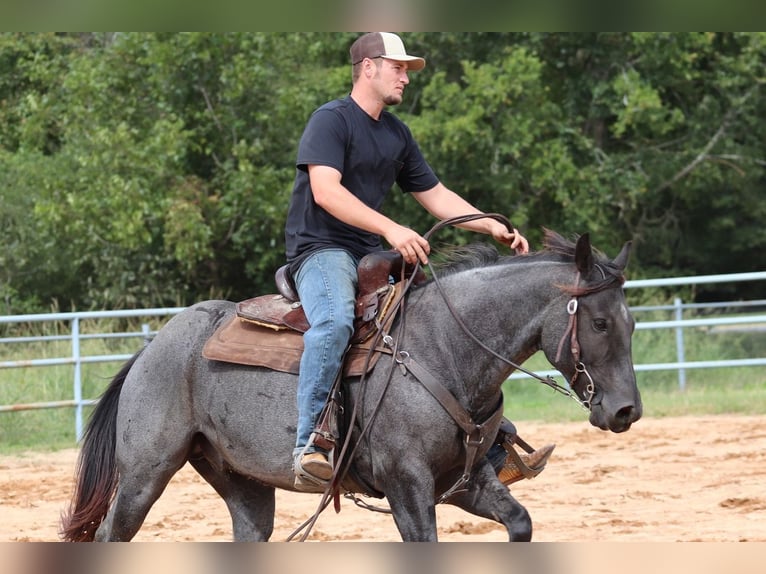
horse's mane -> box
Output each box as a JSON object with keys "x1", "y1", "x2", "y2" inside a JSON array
[
  {"x1": 430, "y1": 242, "x2": 503, "y2": 275},
  {"x1": 430, "y1": 228, "x2": 624, "y2": 293}
]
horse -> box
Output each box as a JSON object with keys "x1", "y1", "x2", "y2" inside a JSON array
[{"x1": 60, "y1": 228, "x2": 642, "y2": 542}]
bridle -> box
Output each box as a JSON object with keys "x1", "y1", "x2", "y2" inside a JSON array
[
  {"x1": 555, "y1": 295, "x2": 597, "y2": 409},
  {"x1": 552, "y1": 266, "x2": 610, "y2": 410}
]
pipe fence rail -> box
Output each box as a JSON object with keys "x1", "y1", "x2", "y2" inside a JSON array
[
  {"x1": 0, "y1": 308, "x2": 184, "y2": 440},
  {"x1": 1, "y1": 273, "x2": 764, "y2": 441}
]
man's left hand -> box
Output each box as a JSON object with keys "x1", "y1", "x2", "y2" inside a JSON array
[{"x1": 491, "y1": 224, "x2": 529, "y2": 255}]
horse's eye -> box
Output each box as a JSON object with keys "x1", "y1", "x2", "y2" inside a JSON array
[{"x1": 593, "y1": 318, "x2": 608, "y2": 332}]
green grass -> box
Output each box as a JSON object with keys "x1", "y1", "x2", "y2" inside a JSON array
[{"x1": 1, "y1": 314, "x2": 764, "y2": 454}]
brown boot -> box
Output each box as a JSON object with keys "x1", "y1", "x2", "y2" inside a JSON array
[
  {"x1": 498, "y1": 443, "x2": 556, "y2": 486},
  {"x1": 294, "y1": 451, "x2": 334, "y2": 492}
]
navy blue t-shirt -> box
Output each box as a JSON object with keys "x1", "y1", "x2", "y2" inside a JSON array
[{"x1": 285, "y1": 96, "x2": 439, "y2": 272}]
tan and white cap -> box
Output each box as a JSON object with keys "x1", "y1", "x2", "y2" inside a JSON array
[{"x1": 350, "y1": 32, "x2": 426, "y2": 71}]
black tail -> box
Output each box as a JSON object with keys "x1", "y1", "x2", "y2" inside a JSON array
[{"x1": 59, "y1": 349, "x2": 143, "y2": 542}]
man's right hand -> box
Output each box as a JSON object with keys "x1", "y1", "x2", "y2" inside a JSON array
[{"x1": 385, "y1": 224, "x2": 431, "y2": 265}]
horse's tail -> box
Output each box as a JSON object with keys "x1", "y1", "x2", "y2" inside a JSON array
[{"x1": 59, "y1": 349, "x2": 142, "y2": 542}]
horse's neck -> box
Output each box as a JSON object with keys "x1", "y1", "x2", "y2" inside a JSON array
[
  {"x1": 405, "y1": 262, "x2": 570, "y2": 409},
  {"x1": 436, "y1": 260, "x2": 568, "y2": 344}
]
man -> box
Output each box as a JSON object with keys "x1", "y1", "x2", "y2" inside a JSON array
[{"x1": 285, "y1": 32, "x2": 553, "y2": 491}]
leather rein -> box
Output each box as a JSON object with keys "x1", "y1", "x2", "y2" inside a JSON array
[{"x1": 415, "y1": 214, "x2": 598, "y2": 410}]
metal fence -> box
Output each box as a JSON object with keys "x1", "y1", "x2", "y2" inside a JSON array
[
  {"x1": 1, "y1": 272, "x2": 765, "y2": 441},
  {"x1": 0, "y1": 308, "x2": 184, "y2": 441}
]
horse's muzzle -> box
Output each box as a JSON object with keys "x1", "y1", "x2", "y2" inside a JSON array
[{"x1": 591, "y1": 399, "x2": 642, "y2": 433}]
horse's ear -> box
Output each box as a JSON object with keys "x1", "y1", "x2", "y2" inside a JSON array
[
  {"x1": 574, "y1": 233, "x2": 594, "y2": 275},
  {"x1": 612, "y1": 240, "x2": 632, "y2": 271}
]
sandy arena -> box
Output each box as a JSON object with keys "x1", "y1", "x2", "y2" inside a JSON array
[{"x1": 2, "y1": 414, "x2": 765, "y2": 542}]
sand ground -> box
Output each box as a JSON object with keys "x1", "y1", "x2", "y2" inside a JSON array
[{"x1": 2, "y1": 414, "x2": 765, "y2": 542}]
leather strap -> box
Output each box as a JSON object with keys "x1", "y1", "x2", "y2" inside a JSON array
[
  {"x1": 397, "y1": 352, "x2": 505, "y2": 502},
  {"x1": 555, "y1": 272, "x2": 582, "y2": 364}
]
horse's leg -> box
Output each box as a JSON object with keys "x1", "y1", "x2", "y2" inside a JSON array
[
  {"x1": 188, "y1": 456, "x2": 275, "y2": 541},
  {"x1": 94, "y1": 454, "x2": 187, "y2": 541},
  {"x1": 95, "y1": 374, "x2": 194, "y2": 541},
  {"x1": 445, "y1": 459, "x2": 532, "y2": 541},
  {"x1": 382, "y1": 464, "x2": 439, "y2": 541}
]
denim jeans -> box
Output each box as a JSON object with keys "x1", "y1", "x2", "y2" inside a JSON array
[{"x1": 292, "y1": 249, "x2": 358, "y2": 457}]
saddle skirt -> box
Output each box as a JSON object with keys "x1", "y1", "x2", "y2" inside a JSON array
[{"x1": 202, "y1": 282, "x2": 403, "y2": 377}]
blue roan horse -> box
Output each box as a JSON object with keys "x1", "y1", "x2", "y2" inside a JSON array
[{"x1": 61, "y1": 229, "x2": 641, "y2": 542}]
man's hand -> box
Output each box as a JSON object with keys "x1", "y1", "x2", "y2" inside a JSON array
[
  {"x1": 385, "y1": 224, "x2": 431, "y2": 265},
  {"x1": 490, "y1": 222, "x2": 529, "y2": 255}
]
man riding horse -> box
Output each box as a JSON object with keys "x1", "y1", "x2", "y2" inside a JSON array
[{"x1": 284, "y1": 32, "x2": 554, "y2": 491}]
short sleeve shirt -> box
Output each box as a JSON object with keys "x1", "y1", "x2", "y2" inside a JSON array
[{"x1": 285, "y1": 96, "x2": 439, "y2": 271}]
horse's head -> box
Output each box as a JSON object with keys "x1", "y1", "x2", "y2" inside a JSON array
[{"x1": 541, "y1": 231, "x2": 642, "y2": 433}]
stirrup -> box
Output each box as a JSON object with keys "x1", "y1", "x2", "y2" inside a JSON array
[
  {"x1": 293, "y1": 441, "x2": 334, "y2": 493},
  {"x1": 293, "y1": 467, "x2": 330, "y2": 493}
]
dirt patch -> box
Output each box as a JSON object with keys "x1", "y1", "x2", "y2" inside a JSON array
[{"x1": 2, "y1": 415, "x2": 766, "y2": 542}]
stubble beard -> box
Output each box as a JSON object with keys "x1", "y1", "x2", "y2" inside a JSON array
[{"x1": 383, "y1": 93, "x2": 403, "y2": 106}]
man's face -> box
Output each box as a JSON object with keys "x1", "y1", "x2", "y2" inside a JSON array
[{"x1": 373, "y1": 58, "x2": 410, "y2": 106}]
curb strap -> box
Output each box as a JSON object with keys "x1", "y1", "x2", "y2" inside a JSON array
[{"x1": 395, "y1": 350, "x2": 505, "y2": 503}]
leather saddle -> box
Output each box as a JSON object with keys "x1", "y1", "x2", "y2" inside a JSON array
[{"x1": 202, "y1": 251, "x2": 426, "y2": 376}]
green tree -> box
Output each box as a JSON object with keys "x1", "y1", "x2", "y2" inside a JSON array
[
  {"x1": 7, "y1": 33, "x2": 351, "y2": 309},
  {"x1": 526, "y1": 32, "x2": 766, "y2": 295},
  {"x1": 0, "y1": 33, "x2": 763, "y2": 313}
]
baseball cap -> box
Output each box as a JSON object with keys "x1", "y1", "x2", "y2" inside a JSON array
[{"x1": 350, "y1": 32, "x2": 426, "y2": 71}]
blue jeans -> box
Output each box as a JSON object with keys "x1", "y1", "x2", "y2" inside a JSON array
[{"x1": 292, "y1": 249, "x2": 358, "y2": 458}]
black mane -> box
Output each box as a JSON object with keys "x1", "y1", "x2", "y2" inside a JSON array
[
  {"x1": 430, "y1": 242, "x2": 502, "y2": 276},
  {"x1": 429, "y1": 228, "x2": 624, "y2": 288},
  {"x1": 430, "y1": 229, "x2": 584, "y2": 276}
]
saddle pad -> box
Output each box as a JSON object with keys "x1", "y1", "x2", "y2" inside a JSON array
[{"x1": 202, "y1": 316, "x2": 391, "y2": 377}]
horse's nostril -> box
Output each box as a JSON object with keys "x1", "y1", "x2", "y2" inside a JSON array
[{"x1": 616, "y1": 404, "x2": 636, "y2": 423}]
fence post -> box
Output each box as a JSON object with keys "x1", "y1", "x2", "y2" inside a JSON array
[
  {"x1": 72, "y1": 317, "x2": 84, "y2": 442},
  {"x1": 674, "y1": 297, "x2": 687, "y2": 391}
]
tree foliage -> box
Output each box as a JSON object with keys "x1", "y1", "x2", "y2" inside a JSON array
[{"x1": 1, "y1": 33, "x2": 764, "y2": 313}]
